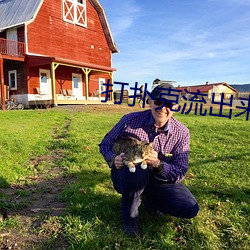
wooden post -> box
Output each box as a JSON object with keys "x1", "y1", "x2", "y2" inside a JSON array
[
  {"x1": 108, "y1": 72, "x2": 114, "y2": 101},
  {"x1": 82, "y1": 68, "x2": 91, "y2": 100},
  {"x1": 0, "y1": 58, "x2": 5, "y2": 111},
  {"x1": 51, "y1": 62, "x2": 59, "y2": 106}
]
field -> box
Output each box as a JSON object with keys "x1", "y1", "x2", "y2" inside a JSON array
[{"x1": 0, "y1": 104, "x2": 249, "y2": 249}]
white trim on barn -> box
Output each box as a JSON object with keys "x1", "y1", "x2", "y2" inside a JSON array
[
  {"x1": 63, "y1": 0, "x2": 87, "y2": 28},
  {"x1": 8, "y1": 70, "x2": 17, "y2": 90}
]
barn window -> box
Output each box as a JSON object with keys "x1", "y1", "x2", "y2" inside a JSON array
[
  {"x1": 8, "y1": 70, "x2": 17, "y2": 90},
  {"x1": 99, "y1": 78, "x2": 106, "y2": 93},
  {"x1": 63, "y1": 0, "x2": 87, "y2": 27},
  {"x1": 40, "y1": 73, "x2": 47, "y2": 83}
]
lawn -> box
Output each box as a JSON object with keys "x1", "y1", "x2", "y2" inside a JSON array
[{"x1": 0, "y1": 105, "x2": 249, "y2": 249}]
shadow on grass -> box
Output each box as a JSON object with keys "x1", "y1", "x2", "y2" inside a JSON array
[
  {"x1": 0, "y1": 177, "x2": 9, "y2": 189},
  {"x1": 61, "y1": 168, "x2": 210, "y2": 249}
]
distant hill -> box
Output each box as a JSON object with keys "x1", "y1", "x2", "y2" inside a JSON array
[{"x1": 230, "y1": 84, "x2": 250, "y2": 92}]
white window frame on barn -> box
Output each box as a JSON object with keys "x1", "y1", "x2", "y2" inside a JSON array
[
  {"x1": 63, "y1": 0, "x2": 87, "y2": 27},
  {"x1": 99, "y1": 78, "x2": 106, "y2": 94},
  {"x1": 8, "y1": 70, "x2": 17, "y2": 90}
]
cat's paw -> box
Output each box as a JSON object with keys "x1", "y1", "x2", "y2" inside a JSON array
[
  {"x1": 129, "y1": 167, "x2": 136, "y2": 173},
  {"x1": 141, "y1": 163, "x2": 147, "y2": 170}
]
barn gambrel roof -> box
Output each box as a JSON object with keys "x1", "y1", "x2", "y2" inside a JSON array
[{"x1": 0, "y1": 0, "x2": 118, "y2": 53}]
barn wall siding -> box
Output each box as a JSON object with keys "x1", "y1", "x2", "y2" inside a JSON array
[
  {"x1": 26, "y1": 0, "x2": 111, "y2": 67},
  {"x1": 27, "y1": 65, "x2": 46, "y2": 94},
  {"x1": 4, "y1": 62, "x2": 27, "y2": 95}
]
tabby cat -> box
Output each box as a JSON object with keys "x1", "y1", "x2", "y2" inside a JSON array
[{"x1": 112, "y1": 137, "x2": 154, "y2": 173}]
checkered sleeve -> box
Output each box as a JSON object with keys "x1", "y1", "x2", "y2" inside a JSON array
[{"x1": 99, "y1": 114, "x2": 128, "y2": 165}]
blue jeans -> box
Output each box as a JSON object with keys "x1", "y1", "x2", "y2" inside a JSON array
[{"x1": 111, "y1": 166, "x2": 199, "y2": 225}]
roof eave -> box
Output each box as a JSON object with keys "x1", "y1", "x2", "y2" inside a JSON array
[
  {"x1": 89, "y1": 0, "x2": 119, "y2": 54},
  {"x1": 0, "y1": 22, "x2": 26, "y2": 32},
  {"x1": 222, "y1": 83, "x2": 237, "y2": 92}
]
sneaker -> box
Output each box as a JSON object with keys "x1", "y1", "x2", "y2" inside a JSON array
[{"x1": 123, "y1": 222, "x2": 140, "y2": 237}]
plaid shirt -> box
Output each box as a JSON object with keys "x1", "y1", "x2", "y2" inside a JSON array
[{"x1": 99, "y1": 109, "x2": 190, "y2": 183}]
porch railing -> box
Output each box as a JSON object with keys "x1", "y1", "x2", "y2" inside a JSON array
[{"x1": 0, "y1": 38, "x2": 25, "y2": 57}]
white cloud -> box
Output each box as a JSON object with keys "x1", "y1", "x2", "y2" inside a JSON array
[{"x1": 101, "y1": 0, "x2": 141, "y2": 37}]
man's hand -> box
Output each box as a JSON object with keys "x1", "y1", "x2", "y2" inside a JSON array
[
  {"x1": 146, "y1": 150, "x2": 161, "y2": 168},
  {"x1": 114, "y1": 153, "x2": 125, "y2": 169}
]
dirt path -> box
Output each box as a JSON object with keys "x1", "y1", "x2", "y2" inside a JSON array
[{"x1": 0, "y1": 118, "x2": 74, "y2": 249}]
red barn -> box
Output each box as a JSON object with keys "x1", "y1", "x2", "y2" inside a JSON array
[{"x1": 0, "y1": 0, "x2": 118, "y2": 109}]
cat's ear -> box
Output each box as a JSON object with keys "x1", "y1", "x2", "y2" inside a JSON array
[{"x1": 147, "y1": 142, "x2": 154, "y2": 147}]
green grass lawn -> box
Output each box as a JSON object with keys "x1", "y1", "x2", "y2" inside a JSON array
[{"x1": 0, "y1": 106, "x2": 249, "y2": 249}]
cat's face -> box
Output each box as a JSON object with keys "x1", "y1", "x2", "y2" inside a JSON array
[{"x1": 140, "y1": 142, "x2": 154, "y2": 158}]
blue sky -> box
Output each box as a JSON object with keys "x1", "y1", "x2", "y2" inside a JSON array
[{"x1": 99, "y1": 0, "x2": 250, "y2": 89}]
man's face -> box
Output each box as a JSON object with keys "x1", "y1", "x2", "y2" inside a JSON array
[{"x1": 149, "y1": 99, "x2": 179, "y2": 126}]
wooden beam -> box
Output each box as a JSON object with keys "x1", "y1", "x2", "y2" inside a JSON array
[
  {"x1": 0, "y1": 58, "x2": 5, "y2": 111},
  {"x1": 0, "y1": 54, "x2": 25, "y2": 61},
  {"x1": 51, "y1": 62, "x2": 58, "y2": 106},
  {"x1": 82, "y1": 68, "x2": 91, "y2": 100},
  {"x1": 108, "y1": 72, "x2": 114, "y2": 101}
]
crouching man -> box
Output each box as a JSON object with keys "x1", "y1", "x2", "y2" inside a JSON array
[{"x1": 99, "y1": 83, "x2": 199, "y2": 237}]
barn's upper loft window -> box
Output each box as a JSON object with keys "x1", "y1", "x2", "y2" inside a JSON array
[{"x1": 63, "y1": 0, "x2": 87, "y2": 27}]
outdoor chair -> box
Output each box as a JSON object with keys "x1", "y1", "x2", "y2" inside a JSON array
[{"x1": 67, "y1": 89, "x2": 74, "y2": 96}]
